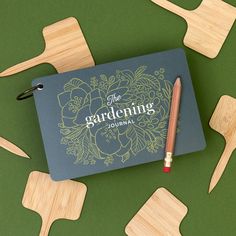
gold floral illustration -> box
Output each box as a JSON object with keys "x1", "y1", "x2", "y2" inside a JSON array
[{"x1": 57, "y1": 66, "x2": 173, "y2": 166}]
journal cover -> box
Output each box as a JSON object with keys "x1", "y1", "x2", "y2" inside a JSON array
[{"x1": 32, "y1": 48, "x2": 206, "y2": 180}]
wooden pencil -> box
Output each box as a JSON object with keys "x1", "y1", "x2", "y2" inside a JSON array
[{"x1": 163, "y1": 77, "x2": 182, "y2": 173}]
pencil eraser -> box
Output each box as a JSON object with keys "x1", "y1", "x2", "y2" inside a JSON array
[{"x1": 163, "y1": 167, "x2": 171, "y2": 173}]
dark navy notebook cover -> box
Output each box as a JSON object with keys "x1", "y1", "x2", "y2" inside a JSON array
[{"x1": 32, "y1": 48, "x2": 206, "y2": 180}]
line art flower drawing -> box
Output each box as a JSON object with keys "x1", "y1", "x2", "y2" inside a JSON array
[{"x1": 57, "y1": 66, "x2": 173, "y2": 166}]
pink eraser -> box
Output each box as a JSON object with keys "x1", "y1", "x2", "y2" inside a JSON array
[{"x1": 163, "y1": 167, "x2": 171, "y2": 173}]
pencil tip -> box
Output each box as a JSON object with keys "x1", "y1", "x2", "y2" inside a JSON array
[{"x1": 176, "y1": 76, "x2": 181, "y2": 82}]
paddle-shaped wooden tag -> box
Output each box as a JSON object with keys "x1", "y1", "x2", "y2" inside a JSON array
[
  {"x1": 209, "y1": 95, "x2": 236, "y2": 193},
  {"x1": 0, "y1": 17, "x2": 95, "y2": 76},
  {"x1": 125, "y1": 187, "x2": 188, "y2": 236},
  {"x1": 151, "y1": 0, "x2": 236, "y2": 58},
  {"x1": 22, "y1": 171, "x2": 87, "y2": 236}
]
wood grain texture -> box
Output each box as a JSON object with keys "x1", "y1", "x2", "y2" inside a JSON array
[
  {"x1": 0, "y1": 136, "x2": 29, "y2": 158},
  {"x1": 0, "y1": 17, "x2": 95, "y2": 76},
  {"x1": 125, "y1": 188, "x2": 188, "y2": 236},
  {"x1": 209, "y1": 95, "x2": 236, "y2": 193},
  {"x1": 22, "y1": 171, "x2": 87, "y2": 236},
  {"x1": 151, "y1": 0, "x2": 236, "y2": 58}
]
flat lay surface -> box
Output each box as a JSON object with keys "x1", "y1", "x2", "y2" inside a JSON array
[{"x1": 0, "y1": 0, "x2": 236, "y2": 235}]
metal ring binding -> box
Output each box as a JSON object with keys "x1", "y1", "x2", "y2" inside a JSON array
[{"x1": 16, "y1": 84, "x2": 43, "y2": 101}]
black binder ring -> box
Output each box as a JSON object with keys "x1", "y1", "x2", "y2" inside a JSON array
[{"x1": 16, "y1": 84, "x2": 43, "y2": 101}]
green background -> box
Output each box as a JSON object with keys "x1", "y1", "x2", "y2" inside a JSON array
[{"x1": 0, "y1": 0, "x2": 236, "y2": 235}]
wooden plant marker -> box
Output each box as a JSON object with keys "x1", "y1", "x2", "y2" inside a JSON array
[
  {"x1": 22, "y1": 171, "x2": 87, "y2": 236},
  {"x1": 125, "y1": 188, "x2": 188, "y2": 236},
  {"x1": 151, "y1": 0, "x2": 236, "y2": 58},
  {"x1": 0, "y1": 136, "x2": 29, "y2": 158},
  {"x1": 0, "y1": 17, "x2": 95, "y2": 76},
  {"x1": 209, "y1": 95, "x2": 236, "y2": 193}
]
